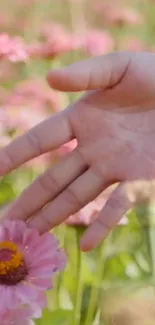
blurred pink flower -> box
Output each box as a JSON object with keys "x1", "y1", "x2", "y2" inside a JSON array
[
  {"x1": 83, "y1": 29, "x2": 114, "y2": 56},
  {"x1": 0, "y1": 86, "x2": 9, "y2": 104},
  {"x1": 28, "y1": 37, "x2": 79, "y2": 59},
  {"x1": 120, "y1": 38, "x2": 145, "y2": 52},
  {"x1": 6, "y1": 79, "x2": 62, "y2": 112},
  {"x1": 28, "y1": 22, "x2": 81, "y2": 59},
  {"x1": 0, "y1": 300, "x2": 44, "y2": 325},
  {"x1": 25, "y1": 153, "x2": 53, "y2": 171},
  {"x1": 40, "y1": 22, "x2": 76, "y2": 45},
  {"x1": 0, "y1": 103, "x2": 54, "y2": 170},
  {"x1": 57, "y1": 139, "x2": 78, "y2": 156},
  {"x1": 51, "y1": 139, "x2": 78, "y2": 169},
  {"x1": 66, "y1": 187, "x2": 128, "y2": 227},
  {"x1": 0, "y1": 220, "x2": 67, "y2": 313},
  {"x1": 0, "y1": 34, "x2": 28, "y2": 62},
  {"x1": 0, "y1": 106, "x2": 48, "y2": 164},
  {"x1": 0, "y1": 106, "x2": 46, "y2": 132},
  {"x1": 95, "y1": 4, "x2": 143, "y2": 26}
]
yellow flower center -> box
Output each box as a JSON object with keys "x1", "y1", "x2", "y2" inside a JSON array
[{"x1": 0, "y1": 241, "x2": 24, "y2": 275}]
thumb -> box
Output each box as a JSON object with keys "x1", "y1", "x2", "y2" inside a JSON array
[{"x1": 47, "y1": 52, "x2": 131, "y2": 92}]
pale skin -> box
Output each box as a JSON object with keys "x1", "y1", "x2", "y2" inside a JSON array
[{"x1": 1, "y1": 51, "x2": 155, "y2": 251}]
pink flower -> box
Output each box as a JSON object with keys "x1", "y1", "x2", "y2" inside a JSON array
[
  {"x1": 0, "y1": 291, "x2": 47, "y2": 324},
  {"x1": 0, "y1": 220, "x2": 67, "y2": 313},
  {"x1": 57, "y1": 139, "x2": 78, "y2": 156},
  {"x1": 28, "y1": 37, "x2": 79, "y2": 59},
  {"x1": 120, "y1": 38, "x2": 145, "y2": 52},
  {"x1": 66, "y1": 187, "x2": 128, "y2": 227},
  {"x1": 0, "y1": 301, "x2": 43, "y2": 325},
  {"x1": 0, "y1": 34, "x2": 28, "y2": 62},
  {"x1": 95, "y1": 4, "x2": 143, "y2": 27},
  {"x1": 6, "y1": 79, "x2": 62, "y2": 112},
  {"x1": 83, "y1": 30, "x2": 114, "y2": 56},
  {"x1": 0, "y1": 106, "x2": 46, "y2": 132},
  {"x1": 28, "y1": 22, "x2": 81, "y2": 59}
]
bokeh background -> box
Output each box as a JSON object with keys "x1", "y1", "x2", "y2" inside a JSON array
[{"x1": 1, "y1": 0, "x2": 155, "y2": 324}]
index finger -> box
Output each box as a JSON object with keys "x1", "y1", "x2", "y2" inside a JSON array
[{"x1": 0, "y1": 111, "x2": 73, "y2": 175}]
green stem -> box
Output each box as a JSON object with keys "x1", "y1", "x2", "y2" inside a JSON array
[
  {"x1": 84, "y1": 244, "x2": 104, "y2": 325},
  {"x1": 136, "y1": 203, "x2": 155, "y2": 279},
  {"x1": 147, "y1": 205, "x2": 155, "y2": 279},
  {"x1": 72, "y1": 229, "x2": 83, "y2": 325},
  {"x1": 135, "y1": 205, "x2": 152, "y2": 271},
  {"x1": 54, "y1": 275, "x2": 61, "y2": 309}
]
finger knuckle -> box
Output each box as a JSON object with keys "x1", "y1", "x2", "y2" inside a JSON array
[
  {"x1": 97, "y1": 218, "x2": 112, "y2": 231},
  {"x1": 108, "y1": 195, "x2": 124, "y2": 211},
  {"x1": 38, "y1": 171, "x2": 60, "y2": 195},
  {"x1": 26, "y1": 130, "x2": 42, "y2": 156},
  {"x1": 64, "y1": 187, "x2": 82, "y2": 211},
  {"x1": 43, "y1": 213, "x2": 53, "y2": 230},
  {"x1": 86, "y1": 69, "x2": 94, "y2": 90},
  {"x1": 4, "y1": 148, "x2": 16, "y2": 168}
]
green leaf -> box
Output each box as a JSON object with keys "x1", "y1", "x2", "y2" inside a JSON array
[{"x1": 35, "y1": 309, "x2": 72, "y2": 325}]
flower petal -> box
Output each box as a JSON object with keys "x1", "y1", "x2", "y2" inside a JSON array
[
  {"x1": 29, "y1": 263, "x2": 56, "y2": 277},
  {"x1": 29, "y1": 277, "x2": 52, "y2": 290},
  {"x1": 28, "y1": 292, "x2": 47, "y2": 318},
  {"x1": 3, "y1": 220, "x2": 27, "y2": 243},
  {"x1": 28, "y1": 232, "x2": 58, "y2": 259},
  {"x1": 0, "y1": 285, "x2": 7, "y2": 312},
  {"x1": 16, "y1": 282, "x2": 39, "y2": 303},
  {"x1": 16, "y1": 319, "x2": 35, "y2": 325},
  {"x1": 22, "y1": 228, "x2": 39, "y2": 248},
  {"x1": 5, "y1": 286, "x2": 20, "y2": 309}
]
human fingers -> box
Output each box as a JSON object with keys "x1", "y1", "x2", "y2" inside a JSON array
[
  {"x1": 0, "y1": 112, "x2": 72, "y2": 175},
  {"x1": 80, "y1": 182, "x2": 131, "y2": 251},
  {"x1": 27, "y1": 167, "x2": 113, "y2": 232},
  {"x1": 5, "y1": 149, "x2": 86, "y2": 221}
]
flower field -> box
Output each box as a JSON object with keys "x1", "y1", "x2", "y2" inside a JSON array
[{"x1": 1, "y1": 0, "x2": 155, "y2": 324}]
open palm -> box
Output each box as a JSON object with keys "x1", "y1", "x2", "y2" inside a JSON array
[{"x1": 1, "y1": 51, "x2": 155, "y2": 250}]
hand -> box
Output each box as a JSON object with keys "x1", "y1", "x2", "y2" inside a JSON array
[{"x1": 1, "y1": 51, "x2": 155, "y2": 251}]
